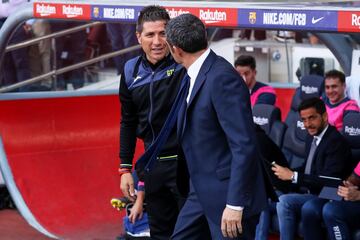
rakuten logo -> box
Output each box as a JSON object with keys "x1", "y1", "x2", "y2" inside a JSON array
[
  {"x1": 199, "y1": 9, "x2": 227, "y2": 24},
  {"x1": 301, "y1": 85, "x2": 318, "y2": 95},
  {"x1": 166, "y1": 8, "x2": 190, "y2": 18},
  {"x1": 36, "y1": 4, "x2": 56, "y2": 17},
  {"x1": 344, "y1": 126, "x2": 360, "y2": 136},
  {"x1": 297, "y1": 121, "x2": 305, "y2": 130},
  {"x1": 253, "y1": 117, "x2": 269, "y2": 126},
  {"x1": 62, "y1": 5, "x2": 83, "y2": 18},
  {"x1": 352, "y1": 14, "x2": 360, "y2": 28}
]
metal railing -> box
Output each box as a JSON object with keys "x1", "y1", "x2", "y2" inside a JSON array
[
  {"x1": 0, "y1": 17, "x2": 143, "y2": 93},
  {"x1": 0, "y1": 2, "x2": 142, "y2": 93},
  {"x1": 0, "y1": 44, "x2": 141, "y2": 93}
]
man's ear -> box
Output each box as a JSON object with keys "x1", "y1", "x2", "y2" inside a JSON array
[
  {"x1": 323, "y1": 112, "x2": 328, "y2": 123},
  {"x1": 173, "y1": 46, "x2": 183, "y2": 56},
  {"x1": 136, "y1": 32, "x2": 141, "y2": 45}
]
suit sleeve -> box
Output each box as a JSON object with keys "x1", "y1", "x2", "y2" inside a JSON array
[
  {"x1": 210, "y1": 65, "x2": 258, "y2": 207},
  {"x1": 119, "y1": 72, "x2": 138, "y2": 170}
]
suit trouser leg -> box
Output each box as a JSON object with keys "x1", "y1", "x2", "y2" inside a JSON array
[
  {"x1": 171, "y1": 189, "x2": 212, "y2": 240},
  {"x1": 145, "y1": 161, "x2": 185, "y2": 240}
]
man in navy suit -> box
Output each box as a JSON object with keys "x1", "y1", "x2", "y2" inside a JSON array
[
  {"x1": 272, "y1": 97, "x2": 352, "y2": 240},
  {"x1": 165, "y1": 14, "x2": 267, "y2": 239}
]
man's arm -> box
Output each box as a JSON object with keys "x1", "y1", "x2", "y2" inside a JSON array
[
  {"x1": 211, "y1": 66, "x2": 257, "y2": 206},
  {"x1": 211, "y1": 65, "x2": 258, "y2": 237},
  {"x1": 119, "y1": 73, "x2": 138, "y2": 201}
]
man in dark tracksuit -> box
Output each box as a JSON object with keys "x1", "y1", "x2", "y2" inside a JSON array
[{"x1": 118, "y1": 6, "x2": 186, "y2": 239}]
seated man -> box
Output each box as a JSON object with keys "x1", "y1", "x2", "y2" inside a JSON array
[
  {"x1": 234, "y1": 55, "x2": 276, "y2": 107},
  {"x1": 272, "y1": 97, "x2": 352, "y2": 240},
  {"x1": 322, "y1": 161, "x2": 360, "y2": 240},
  {"x1": 323, "y1": 70, "x2": 360, "y2": 131}
]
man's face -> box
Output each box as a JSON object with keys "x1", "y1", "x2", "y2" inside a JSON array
[
  {"x1": 325, "y1": 77, "x2": 346, "y2": 104},
  {"x1": 235, "y1": 65, "x2": 256, "y2": 89},
  {"x1": 300, "y1": 107, "x2": 327, "y2": 136},
  {"x1": 136, "y1": 20, "x2": 169, "y2": 65}
]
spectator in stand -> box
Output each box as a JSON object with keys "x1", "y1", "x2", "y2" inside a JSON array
[
  {"x1": 50, "y1": 21, "x2": 87, "y2": 90},
  {"x1": 0, "y1": 0, "x2": 32, "y2": 91},
  {"x1": 322, "y1": 161, "x2": 360, "y2": 240},
  {"x1": 106, "y1": 23, "x2": 139, "y2": 75},
  {"x1": 234, "y1": 55, "x2": 276, "y2": 107},
  {"x1": 323, "y1": 70, "x2": 360, "y2": 131},
  {"x1": 272, "y1": 97, "x2": 352, "y2": 240},
  {"x1": 26, "y1": 19, "x2": 52, "y2": 90}
]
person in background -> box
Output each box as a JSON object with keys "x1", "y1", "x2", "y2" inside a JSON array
[
  {"x1": 272, "y1": 97, "x2": 352, "y2": 240},
  {"x1": 166, "y1": 13, "x2": 267, "y2": 239},
  {"x1": 323, "y1": 69, "x2": 360, "y2": 131},
  {"x1": 118, "y1": 6, "x2": 186, "y2": 239},
  {"x1": 106, "y1": 23, "x2": 139, "y2": 75},
  {"x1": 322, "y1": 161, "x2": 360, "y2": 240},
  {"x1": 0, "y1": 0, "x2": 32, "y2": 91},
  {"x1": 50, "y1": 20, "x2": 87, "y2": 90},
  {"x1": 26, "y1": 19, "x2": 52, "y2": 90},
  {"x1": 234, "y1": 55, "x2": 276, "y2": 107}
]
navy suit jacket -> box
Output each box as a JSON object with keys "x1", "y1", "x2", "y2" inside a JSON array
[
  {"x1": 177, "y1": 50, "x2": 267, "y2": 224},
  {"x1": 296, "y1": 125, "x2": 352, "y2": 193}
]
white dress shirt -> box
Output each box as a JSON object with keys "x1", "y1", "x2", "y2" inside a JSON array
[{"x1": 186, "y1": 48, "x2": 210, "y2": 103}]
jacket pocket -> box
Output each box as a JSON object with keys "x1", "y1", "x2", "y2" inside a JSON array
[{"x1": 216, "y1": 167, "x2": 230, "y2": 180}]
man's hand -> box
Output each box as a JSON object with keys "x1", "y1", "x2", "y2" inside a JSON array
[
  {"x1": 272, "y1": 163, "x2": 293, "y2": 181},
  {"x1": 120, "y1": 172, "x2": 136, "y2": 202},
  {"x1": 129, "y1": 191, "x2": 145, "y2": 223},
  {"x1": 221, "y1": 207, "x2": 243, "y2": 238},
  {"x1": 338, "y1": 181, "x2": 360, "y2": 201}
]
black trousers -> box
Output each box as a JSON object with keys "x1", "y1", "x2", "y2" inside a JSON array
[{"x1": 144, "y1": 160, "x2": 185, "y2": 240}]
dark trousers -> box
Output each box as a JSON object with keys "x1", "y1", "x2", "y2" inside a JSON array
[
  {"x1": 50, "y1": 21, "x2": 87, "y2": 89},
  {"x1": 0, "y1": 18, "x2": 31, "y2": 91},
  {"x1": 172, "y1": 187, "x2": 260, "y2": 240},
  {"x1": 144, "y1": 160, "x2": 185, "y2": 240},
  {"x1": 106, "y1": 23, "x2": 139, "y2": 75},
  {"x1": 323, "y1": 200, "x2": 360, "y2": 240}
]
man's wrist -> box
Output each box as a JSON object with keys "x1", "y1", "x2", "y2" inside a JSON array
[
  {"x1": 226, "y1": 204, "x2": 244, "y2": 211},
  {"x1": 118, "y1": 168, "x2": 131, "y2": 176}
]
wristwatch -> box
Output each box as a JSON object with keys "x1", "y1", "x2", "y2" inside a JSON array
[{"x1": 291, "y1": 172, "x2": 296, "y2": 182}]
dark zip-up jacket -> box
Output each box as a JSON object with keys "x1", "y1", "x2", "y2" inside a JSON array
[{"x1": 119, "y1": 54, "x2": 186, "y2": 169}]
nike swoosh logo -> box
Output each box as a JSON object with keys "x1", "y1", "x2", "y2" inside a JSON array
[{"x1": 312, "y1": 17, "x2": 324, "y2": 24}]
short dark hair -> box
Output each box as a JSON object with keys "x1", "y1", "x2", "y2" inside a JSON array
[
  {"x1": 298, "y1": 97, "x2": 326, "y2": 115},
  {"x1": 234, "y1": 55, "x2": 256, "y2": 70},
  {"x1": 136, "y1": 5, "x2": 170, "y2": 32},
  {"x1": 165, "y1": 13, "x2": 208, "y2": 53},
  {"x1": 325, "y1": 69, "x2": 345, "y2": 84}
]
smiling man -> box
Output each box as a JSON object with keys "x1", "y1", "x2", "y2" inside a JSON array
[
  {"x1": 272, "y1": 97, "x2": 352, "y2": 240},
  {"x1": 323, "y1": 70, "x2": 359, "y2": 131},
  {"x1": 118, "y1": 5, "x2": 186, "y2": 239}
]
